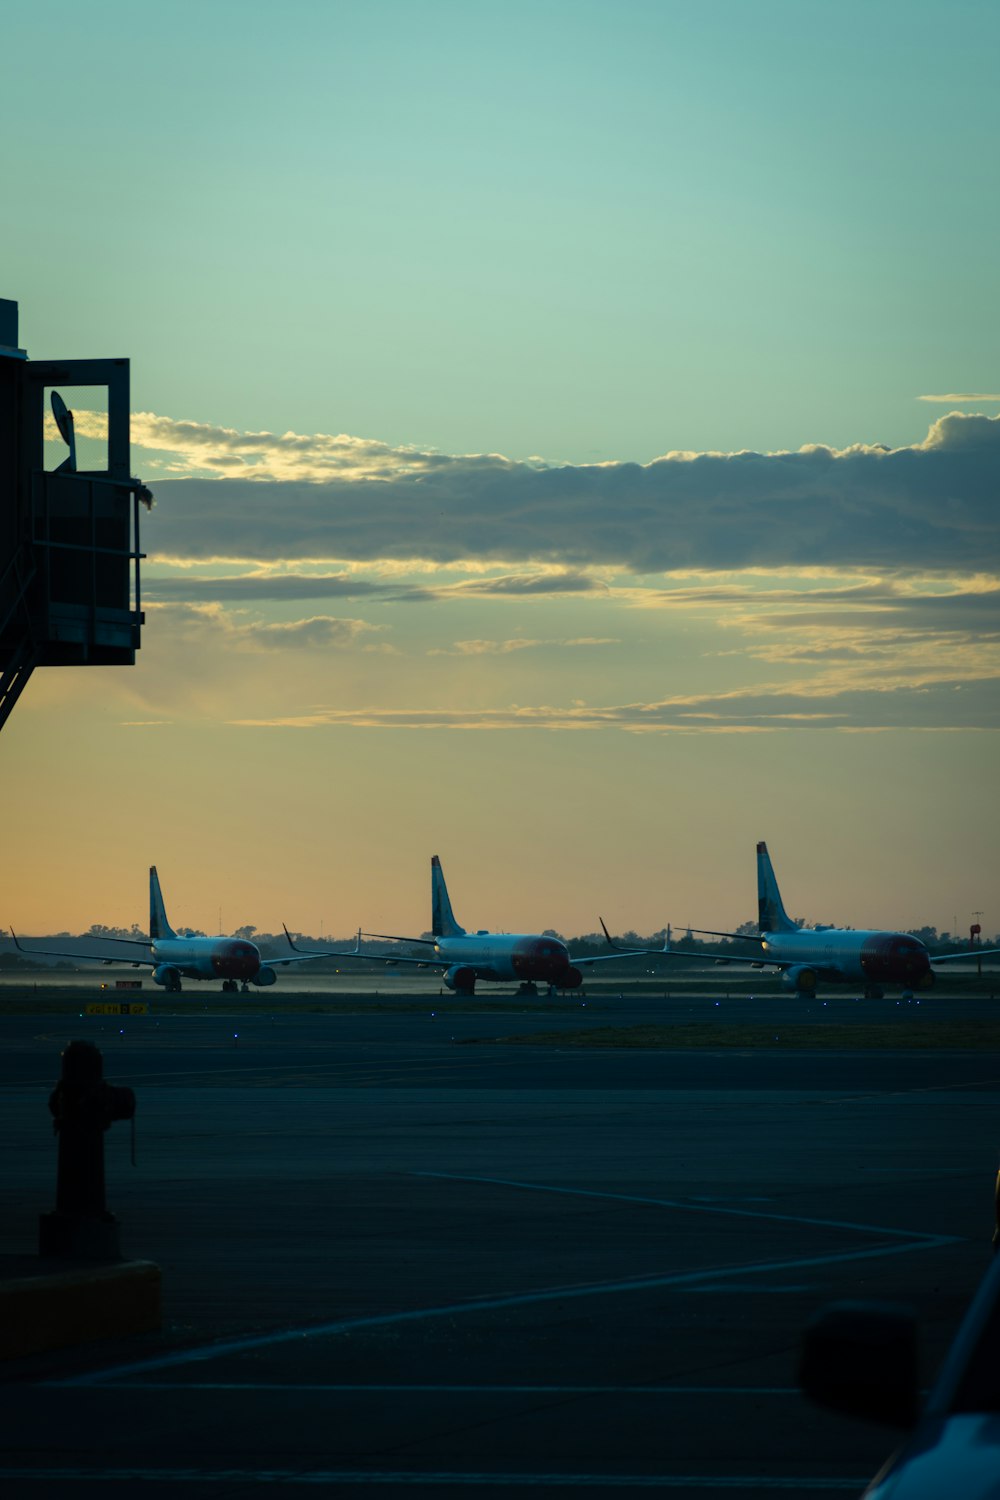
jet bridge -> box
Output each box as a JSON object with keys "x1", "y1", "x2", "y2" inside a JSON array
[{"x1": 0, "y1": 297, "x2": 151, "y2": 730}]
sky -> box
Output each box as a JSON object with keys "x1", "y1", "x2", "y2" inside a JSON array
[{"x1": 1, "y1": 0, "x2": 998, "y2": 941}]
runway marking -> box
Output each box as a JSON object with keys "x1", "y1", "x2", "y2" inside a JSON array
[
  {"x1": 416, "y1": 1169, "x2": 963, "y2": 1244},
  {"x1": 51, "y1": 1235, "x2": 952, "y2": 1387},
  {"x1": 3, "y1": 1054, "x2": 524, "y2": 1089},
  {"x1": 690, "y1": 1284, "x2": 812, "y2": 1294},
  {"x1": 818, "y1": 1074, "x2": 1000, "y2": 1104},
  {"x1": 61, "y1": 1382, "x2": 801, "y2": 1395},
  {"x1": 0, "y1": 1468, "x2": 868, "y2": 1489}
]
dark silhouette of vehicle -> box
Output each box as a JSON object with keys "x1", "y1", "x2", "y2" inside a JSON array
[{"x1": 801, "y1": 1253, "x2": 1000, "y2": 1496}]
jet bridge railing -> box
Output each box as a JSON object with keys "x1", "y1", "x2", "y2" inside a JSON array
[
  {"x1": 0, "y1": 310, "x2": 151, "y2": 731},
  {"x1": 29, "y1": 468, "x2": 144, "y2": 665}
]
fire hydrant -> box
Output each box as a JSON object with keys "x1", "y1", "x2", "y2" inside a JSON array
[{"x1": 39, "y1": 1040, "x2": 136, "y2": 1260}]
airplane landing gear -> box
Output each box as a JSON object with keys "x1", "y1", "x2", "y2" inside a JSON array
[
  {"x1": 547, "y1": 983, "x2": 557, "y2": 998},
  {"x1": 864, "y1": 986, "x2": 884, "y2": 1000},
  {"x1": 222, "y1": 978, "x2": 238, "y2": 993},
  {"x1": 517, "y1": 982, "x2": 538, "y2": 996}
]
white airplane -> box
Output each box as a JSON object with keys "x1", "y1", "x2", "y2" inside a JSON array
[
  {"x1": 604, "y1": 840, "x2": 998, "y2": 998},
  {"x1": 285, "y1": 854, "x2": 653, "y2": 997},
  {"x1": 11, "y1": 866, "x2": 332, "y2": 993}
]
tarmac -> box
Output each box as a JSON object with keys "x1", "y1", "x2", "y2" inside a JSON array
[{"x1": 1, "y1": 985, "x2": 998, "y2": 1496}]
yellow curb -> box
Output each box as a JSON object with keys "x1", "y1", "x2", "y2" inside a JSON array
[{"x1": 0, "y1": 1259, "x2": 161, "y2": 1359}]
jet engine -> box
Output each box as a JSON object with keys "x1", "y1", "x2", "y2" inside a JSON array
[
  {"x1": 443, "y1": 964, "x2": 477, "y2": 994},
  {"x1": 250, "y1": 966, "x2": 277, "y2": 987},
  {"x1": 781, "y1": 965, "x2": 817, "y2": 994},
  {"x1": 152, "y1": 965, "x2": 181, "y2": 990},
  {"x1": 559, "y1": 966, "x2": 584, "y2": 990}
]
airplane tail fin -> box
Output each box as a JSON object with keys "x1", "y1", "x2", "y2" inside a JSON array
[
  {"x1": 756, "y1": 841, "x2": 797, "y2": 934},
  {"x1": 431, "y1": 855, "x2": 465, "y2": 938},
  {"x1": 149, "y1": 865, "x2": 176, "y2": 941}
]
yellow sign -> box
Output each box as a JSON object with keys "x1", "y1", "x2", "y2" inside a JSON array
[{"x1": 85, "y1": 1002, "x2": 149, "y2": 1016}]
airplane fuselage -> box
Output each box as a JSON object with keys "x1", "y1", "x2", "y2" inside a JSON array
[
  {"x1": 431, "y1": 933, "x2": 582, "y2": 989},
  {"x1": 150, "y1": 936, "x2": 268, "y2": 987},
  {"x1": 760, "y1": 927, "x2": 933, "y2": 989}
]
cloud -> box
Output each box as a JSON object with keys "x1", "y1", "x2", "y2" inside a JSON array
[
  {"x1": 683, "y1": 579, "x2": 1000, "y2": 687},
  {"x1": 433, "y1": 636, "x2": 620, "y2": 656},
  {"x1": 243, "y1": 616, "x2": 391, "y2": 651},
  {"x1": 229, "y1": 675, "x2": 1000, "y2": 733},
  {"x1": 58, "y1": 410, "x2": 512, "y2": 484},
  {"x1": 142, "y1": 567, "x2": 603, "y2": 605},
  {"x1": 146, "y1": 602, "x2": 387, "y2": 652},
  {"x1": 82, "y1": 573, "x2": 1000, "y2": 734},
  {"x1": 439, "y1": 571, "x2": 608, "y2": 597},
  {"x1": 628, "y1": 576, "x2": 1000, "y2": 632},
  {"x1": 141, "y1": 411, "x2": 1000, "y2": 573},
  {"x1": 918, "y1": 393, "x2": 1000, "y2": 403},
  {"x1": 144, "y1": 573, "x2": 392, "y2": 603}
]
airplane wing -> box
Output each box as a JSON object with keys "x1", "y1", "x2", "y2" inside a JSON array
[
  {"x1": 362, "y1": 930, "x2": 438, "y2": 947},
  {"x1": 9, "y1": 929, "x2": 152, "y2": 966},
  {"x1": 267, "y1": 951, "x2": 365, "y2": 967},
  {"x1": 268, "y1": 950, "x2": 444, "y2": 969},
  {"x1": 931, "y1": 948, "x2": 1000, "y2": 964},
  {"x1": 280, "y1": 926, "x2": 445, "y2": 969},
  {"x1": 572, "y1": 947, "x2": 672, "y2": 967},
  {"x1": 597, "y1": 920, "x2": 787, "y2": 968},
  {"x1": 677, "y1": 927, "x2": 763, "y2": 943},
  {"x1": 70, "y1": 933, "x2": 154, "y2": 948}
]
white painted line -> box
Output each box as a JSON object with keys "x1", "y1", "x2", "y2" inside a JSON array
[
  {"x1": 51, "y1": 1233, "x2": 951, "y2": 1387},
  {"x1": 74, "y1": 1382, "x2": 801, "y2": 1395},
  {"x1": 417, "y1": 1169, "x2": 963, "y2": 1244},
  {"x1": 820, "y1": 1074, "x2": 1000, "y2": 1104},
  {"x1": 0, "y1": 1468, "x2": 867, "y2": 1489}
]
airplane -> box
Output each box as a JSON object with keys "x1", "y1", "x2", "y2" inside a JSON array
[
  {"x1": 602, "y1": 840, "x2": 1000, "y2": 999},
  {"x1": 10, "y1": 866, "x2": 334, "y2": 993},
  {"x1": 284, "y1": 854, "x2": 656, "y2": 997}
]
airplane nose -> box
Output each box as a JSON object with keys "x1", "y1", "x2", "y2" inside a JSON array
[
  {"x1": 517, "y1": 939, "x2": 572, "y2": 981},
  {"x1": 225, "y1": 941, "x2": 260, "y2": 979}
]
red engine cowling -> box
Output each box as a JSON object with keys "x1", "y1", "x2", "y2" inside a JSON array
[
  {"x1": 444, "y1": 965, "x2": 477, "y2": 993},
  {"x1": 559, "y1": 966, "x2": 583, "y2": 990}
]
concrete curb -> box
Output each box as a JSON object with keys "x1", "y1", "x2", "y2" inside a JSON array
[{"x1": 0, "y1": 1259, "x2": 161, "y2": 1360}]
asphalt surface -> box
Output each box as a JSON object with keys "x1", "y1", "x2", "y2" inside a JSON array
[{"x1": 1, "y1": 988, "x2": 998, "y2": 1497}]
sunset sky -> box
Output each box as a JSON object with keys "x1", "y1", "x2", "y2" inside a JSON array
[{"x1": 2, "y1": 0, "x2": 998, "y2": 940}]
